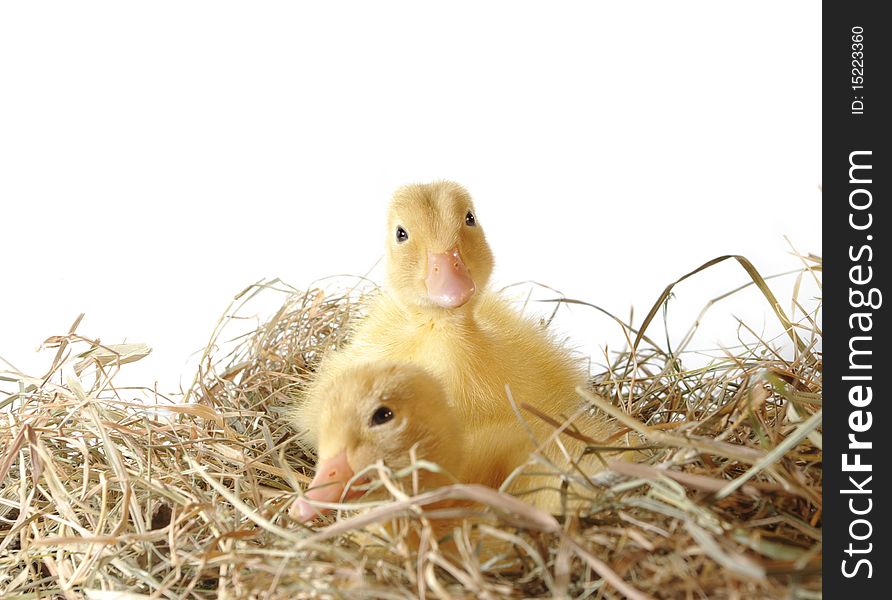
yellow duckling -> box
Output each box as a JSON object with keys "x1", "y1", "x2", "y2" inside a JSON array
[
  {"x1": 291, "y1": 361, "x2": 469, "y2": 521},
  {"x1": 294, "y1": 181, "x2": 620, "y2": 513},
  {"x1": 292, "y1": 362, "x2": 618, "y2": 524}
]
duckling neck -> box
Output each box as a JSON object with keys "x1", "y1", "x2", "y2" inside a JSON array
[
  {"x1": 407, "y1": 301, "x2": 480, "y2": 330},
  {"x1": 385, "y1": 290, "x2": 482, "y2": 329}
]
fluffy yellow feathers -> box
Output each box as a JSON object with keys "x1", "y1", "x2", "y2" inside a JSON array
[{"x1": 293, "y1": 181, "x2": 620, "y2": 519}]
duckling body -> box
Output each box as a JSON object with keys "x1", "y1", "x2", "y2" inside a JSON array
[
  {"x1": 312, "y1": 290, "x2": 583, "y2": 425},
  {"x1": 294, "y1": 181, "x2": 620, "y2": 514}
]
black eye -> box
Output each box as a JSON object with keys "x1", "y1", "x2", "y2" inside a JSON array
[
  {"x1": 370, "y1": 406, "x2": 394, "y2": 426},
  {"x1": 395, "y1": 226, "x2": 408, "y2": 243},
  {"x1": 465, "y1": 211, "x2": 476, "y2": 226}
]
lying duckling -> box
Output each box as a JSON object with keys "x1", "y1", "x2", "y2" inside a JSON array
[
  {"x1": 295, "y1": 181, "x2": 621, "y2": 512},
  {"x1": 291, "y1": 361, "x2": 468, "y2": 521},
  {"x1": 292, "y1": 361, "x2": 622, "y2": 523}
]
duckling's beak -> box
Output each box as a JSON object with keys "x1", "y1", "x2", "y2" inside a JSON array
[
  {"x1": 291, "y1": 450, "x2": 360, "y2": 522},
  {"x1": 425, "y1": 247, "x2": 476, "y2": 308}
]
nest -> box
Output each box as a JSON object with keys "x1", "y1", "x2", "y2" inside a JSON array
[{"x1": 0, "y1": 256, "x2": 822, "y2": 599}]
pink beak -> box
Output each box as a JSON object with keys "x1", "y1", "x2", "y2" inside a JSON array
[
  {"x1": 425, "y1": 247, "x2": 476, "y2": 308},
  {"x1": 290, "y1": 450, "x2": 360, "y2": 523}
]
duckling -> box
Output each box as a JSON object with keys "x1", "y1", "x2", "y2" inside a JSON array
[
  {"x1": 294, "y1": 181, "x2": 622, "y2": 513},
  {"x1": 291, "y1": 361, "x2": 470, "y2": 522},
  {"x1": 292, "y1": 361, "x2": 559, "y2": 563},
  {"x1": 292, "y1": 361, "x2": 620, "y2": 524}
]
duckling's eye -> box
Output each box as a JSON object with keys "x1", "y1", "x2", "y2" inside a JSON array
[
  {"x1": 370, "y1": 406, "x2": 394, "y2": 426},
  {"x1": 465, "y1": 211, "x2": 476, "y2": 227},
  {"x1": 395, "y1": 226, "x2": 409, "y2": 243}
]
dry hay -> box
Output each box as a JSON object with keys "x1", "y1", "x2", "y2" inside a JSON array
[{"x1": 0, "y1": 255, "x2": 822, "y2": 599}]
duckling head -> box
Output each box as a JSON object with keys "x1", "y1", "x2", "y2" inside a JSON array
[
  {"x1": 386, "y1": 181, "x2": 494, "y2": 311},
  {"x1": 292, "y1": 361, "x2": 462, "y2": 522}
]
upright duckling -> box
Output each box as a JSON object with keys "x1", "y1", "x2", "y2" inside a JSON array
[{"x1": 294, "y1": 181, "x2": 620, "y2": 512}]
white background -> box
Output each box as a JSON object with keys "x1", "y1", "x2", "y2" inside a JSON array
[{"x1": 1, "y1": 2, "x2": 821, "y2": 393}]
